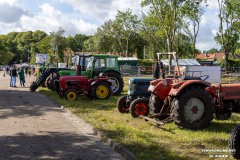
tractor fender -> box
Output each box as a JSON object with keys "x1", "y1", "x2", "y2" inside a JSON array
[
  {"x1": 101, "y1": 69, "x2": 121, "y2": 76},
  {"x1": 169, "y1": 80, "x2": 211, "y2": 97},
  {"x1": 90, "y1": 80, "x2": 112, "y2": 87}
]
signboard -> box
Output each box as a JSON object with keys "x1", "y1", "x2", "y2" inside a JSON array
[{"x1": 35, "y1": 54, "x2": 49, "y2": 64}]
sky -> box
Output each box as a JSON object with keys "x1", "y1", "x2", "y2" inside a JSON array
[{"x1": 0, "y1": 0, "x2": 221, "y2": 52}]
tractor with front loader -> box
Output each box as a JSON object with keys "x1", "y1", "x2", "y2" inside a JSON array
[
  {"x1": 51, "y1": 54, "x2": 124, "y2": 96},
  {"x1": 135, "y1": 52, "x2": 240, "y2": 130}
]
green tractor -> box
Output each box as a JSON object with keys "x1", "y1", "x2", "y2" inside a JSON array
[{"x1": 54, "y1": 54, "x2": 124, "y2": 96}]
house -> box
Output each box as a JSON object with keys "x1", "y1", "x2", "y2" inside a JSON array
[{"x1": 196, "y1": 52, "x2": 225, "y2": 61}]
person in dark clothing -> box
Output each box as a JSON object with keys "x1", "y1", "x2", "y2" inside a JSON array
[
  {"x1": 10, "y1": 65, "x2": 18, "y2": 87},
  {"x1": 18, "y1": 67, "x2": 25, "y2": 87}
]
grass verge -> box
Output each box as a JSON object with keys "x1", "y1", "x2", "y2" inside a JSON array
[{"x1": 39, "y1": 77, "x2": 240, "y2": 160}]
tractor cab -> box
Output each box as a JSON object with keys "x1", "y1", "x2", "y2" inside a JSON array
[{"x1": 83, "y1": 54, "x2": 119, "y2": 78}]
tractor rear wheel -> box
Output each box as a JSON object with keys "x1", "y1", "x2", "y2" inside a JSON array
[
  {"x1": 65, "y1": 89, "x2": 78, "y2": 101},
  {"x1": 103, "y1": 72, "x2": 123, "y2": 96},
  {"x1": 91, "y1": 82, "x2": 111, "y2": 99},
  {"x1": 172, "y1": 87, "x2": 214, "y2": 130},
  {"x1": 229, "y1": 124, "x2": 240, "y2": 159},
  {"x1": 130, "y1": 98, "x2": 149, "y2": 118},
  {"x1": 149, "y1": 94, "x2": 163, "y2": 116},
  {"x1": 117, "y1": 95, "x2": 129, "y2": 113}
]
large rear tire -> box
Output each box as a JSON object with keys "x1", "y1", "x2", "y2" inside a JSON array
[
  {"x1": 117, "y1": 95, "x2": 129, "y2": 113},
  {"x1": 130, "y1": 98, "x2": 149, "y2": 118},
  {"x1": 91, "y1": 82, "x2": 111, "y2": 99},
  {"x1": 103, "y1": 72, "x2": 123, "y2": 96},
  {"x1": 229, "y1": 124, "x2": 240, "y2": 159},
  {"x1": 172, "y1": 87, "x2": 215, "y2": 130}
]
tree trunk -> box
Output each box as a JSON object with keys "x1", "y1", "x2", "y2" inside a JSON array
[
  {"x1": 225, "y1": 52, "x2": 229, "y2": 71},
  {"x1": 126, "y1": 38, "x2": 129, "y2": 57}
]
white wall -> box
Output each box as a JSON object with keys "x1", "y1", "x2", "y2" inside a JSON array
[{"x1": 186, "y1": 66, "x2": 221, "y2": 83}]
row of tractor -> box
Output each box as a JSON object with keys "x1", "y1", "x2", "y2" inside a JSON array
[
  {"x1": 31, "y1": 52, "x2": 240, "y2": 158},
  {"x1": 30, "y1": 54, "x2": 124, "y2": 100},
  {"x1": 117, "y1": 52, "x2": 240, "y2": 132}
]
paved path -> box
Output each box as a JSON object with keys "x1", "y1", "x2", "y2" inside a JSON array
[{"x1": 0, "y1": 71, "x2": 124, "y2": 160}]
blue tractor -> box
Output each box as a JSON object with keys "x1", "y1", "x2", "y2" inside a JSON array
[{"x1": 117, "y1": 77, "x2": 152, "y2": 118}]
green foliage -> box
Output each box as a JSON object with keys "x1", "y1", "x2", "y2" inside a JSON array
[
  {"x1": 215, "y1": 0, "x2": 240, "y2": 70},
  {"x1": 220, "y1": 58, "x2": 240, "y2": 69},
  {"x1": 137, "y1": 59, "x2": 154, "y2": 66},
  {"x1": 66, "y1": 34, "x2": 89, "y2": 52}
]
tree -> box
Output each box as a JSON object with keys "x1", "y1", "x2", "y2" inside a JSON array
[
  {"x1": 115, "y1": 9, "x2": 140, "y2": 56},
  {"x1": 0, "y1": 36, "x2": 14, "y2": 65},
  {"x1": 141, "y1": 0, "x2": 195, "y2": 74},
  {"x1": 181, "y1": 0, "x2": 207, "y2": 57},
  {"x1": 215, "y1": 0, "x2": 240, "y2": 70},
  {"x1": 49, "y1": 27, "x2": 67, "y2": 63},
  {"x1": 140, "y1": 13, "x2": 167, "y2": 58},
  {"x1": 66, "y1": 34, "x2": 89, "y2": 52}
]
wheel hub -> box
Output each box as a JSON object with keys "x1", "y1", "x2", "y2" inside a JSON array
[
  {"x1": 109, "y1": 77, "x2": 119, "y2": 92},
  {"x1": 184, "y1": 98, "x2": 205, "y2": 122}
]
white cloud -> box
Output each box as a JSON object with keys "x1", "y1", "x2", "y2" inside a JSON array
[
  {"x1": 207, "y1": 0, "x2": 219, "y2": 10},
  {"x1": 196, "y1": 6, "x2": 220, "y2": 51},
  {"x1": 0, "y1": 0, "x2": 18, "y2": 5},
  {"x1": 58, "y1": 0, "x2": 113, "y2": 21},
  {"x1": 19, "y1": 3, "x2": 97, "y2": 35}
]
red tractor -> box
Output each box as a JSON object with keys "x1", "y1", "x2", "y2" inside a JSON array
[
  {"x1": 144, "y1": 52, "x2": 240, "y2": 130},
  {"x1": 58, "y1": 75, "x2": 112, "y2": 101}
]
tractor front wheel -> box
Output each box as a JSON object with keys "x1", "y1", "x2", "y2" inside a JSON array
[
  {"x1": 130, "y1": 98, "x2": 149, "y2": 118},
  {"x1": 149, "y1": 94, "x2": 163, "y2": 116},
  {"x1": 172, "y1": 87, "x2": 214, "y2": 130},
  {"x1": 229, "y1": 124, "x2": 240, "y2": 159},
  {"x1": 117, "y1": 95, "x2": 129, "y2": 113},
  {"x1": 65, "y1": 89, "x2": 78, "y2": 101},
  {"x1": 91, "y1": 82, "x2": 111, "y2": 99}
]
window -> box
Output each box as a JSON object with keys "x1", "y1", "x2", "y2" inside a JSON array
[
  {"x1": 106, "y1": 58, "x2": 116, "y2": 68},
  {"x1": 94, "y1": 58, "x2": 105, "y2": 69}
]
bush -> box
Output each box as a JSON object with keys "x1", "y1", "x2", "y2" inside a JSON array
[
  {"x1": 220, "y1": 58, "x2": 240, "y2": 70},
  {"x1": 137, "y1": 59, "x2": 154, "y2": 66}
]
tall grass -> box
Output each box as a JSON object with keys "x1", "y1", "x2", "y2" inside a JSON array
[{"x1": 39, "y1": 77, "x2": 240, "y2": 160}]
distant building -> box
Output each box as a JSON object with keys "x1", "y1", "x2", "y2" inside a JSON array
[{"x1": 196, "y1": 52, "x2": 225, "y2": 61}]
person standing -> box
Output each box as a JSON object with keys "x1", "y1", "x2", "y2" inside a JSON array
[
  {"x1": 18, "y1": 67, "x2": 25, "y2": 87},
  {"x1": 25, "y1": 67, "x2": 28, "y2": 77},
  {"x1": 10, "y1": 65, "x2": 18, "y2": 87}
]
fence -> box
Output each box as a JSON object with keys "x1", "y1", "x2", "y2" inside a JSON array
[{"x1": 120, "y1": 65, "x2": 154, "y2": 76}]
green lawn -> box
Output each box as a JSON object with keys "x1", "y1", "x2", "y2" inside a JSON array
[{"x1": 39, "y1": 77, "x2": 240, "y2": 160}]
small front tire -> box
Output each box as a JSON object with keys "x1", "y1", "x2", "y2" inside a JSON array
[
  {"x1": 130, "y1": 98, "x2": 149, "y2": 118},
  {"x1": 117, "y1": 95, "x2": 129, "y2": 113},
  {"x1": 91, "y1": 82, "x2": 111, "y2": 99},
  {"x1": 65, "y1": 89, "x2": 78, "y2": 101}
]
